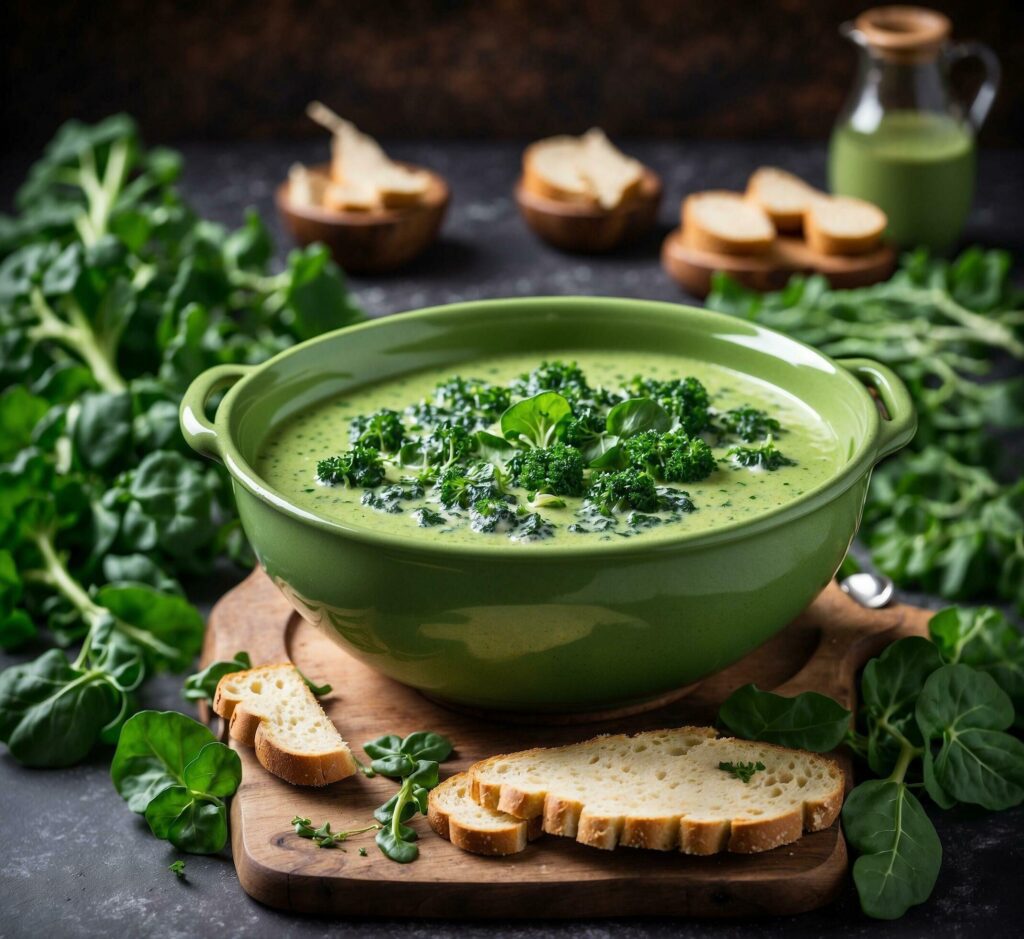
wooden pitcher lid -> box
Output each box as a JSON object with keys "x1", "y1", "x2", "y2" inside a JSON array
[{"x1": 855, "y1": 5, "x2": 951, "y2": 62}]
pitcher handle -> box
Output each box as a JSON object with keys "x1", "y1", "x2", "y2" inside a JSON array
[{"x1": 946, "y1": 40, "x2": 1001, "y2": 131}]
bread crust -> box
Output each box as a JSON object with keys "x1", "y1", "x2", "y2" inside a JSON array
[
  {"x1": 212, "y1": 663, "x2": 357, "y2": 787},
  {"x1": 428, "y1": 772, "x2": 543, "y2": 856},
  {"x1": 467, "y1": 729, "x2": 842, "y2": 856},
  {"x1": 682, "y1": 192, "x2": 775, "y2": 256},
  {"x1": 745, "y1": 167, "x2": 820, "y2": 233},
  {"x1": 522, "y1": 136, "x2": 645, "y2": 210}
]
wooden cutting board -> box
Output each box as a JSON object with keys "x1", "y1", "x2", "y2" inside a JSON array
[
  {"x1": 661, "y1": 229, "x2": 897, "y2": 298},
  {"x1": 201, "y1": 569, "x2": 931, "y2": 918}
]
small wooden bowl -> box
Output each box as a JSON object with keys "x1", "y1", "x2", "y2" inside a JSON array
[
  {"x1": 276, "y1": 163, "x2": 449, "y2": 274},
  {"x1": 515, "y1": 167, "x2": 662, "y2": 253}
]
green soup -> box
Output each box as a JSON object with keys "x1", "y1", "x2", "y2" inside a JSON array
[
  {"x1": 829, "y1": 111, "x2": 975, "y2": 252},
  {"x1": 255, "y1": 351, "x2": 843, "y2": 548}
]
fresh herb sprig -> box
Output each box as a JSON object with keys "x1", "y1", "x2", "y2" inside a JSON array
[
  {"x1": 363, "y1": 731, "x2": 453, "y2": 863},
  {"x1": 291, "y1": 815, "x2": 380, "y2": 849},
  {"x1": 0, "y1": 114, "x2": 363, "y2": 768},
  {"x1": 718, "y1": 604, "x2": 1024, "y2": 920},
  {"x1": 718, "y1": 760, "x2": 765, "y2": 783},
  {"x1": 707, "y1": 249, "x2": 1024, "y2": 611},
  {"x1": 168, "y1": 860, "x2": 186, "y2": 880}
]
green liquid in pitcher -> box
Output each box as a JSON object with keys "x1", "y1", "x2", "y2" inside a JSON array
[{"x1": 828, "y1": 111, "x2": 975, "y2": 252}]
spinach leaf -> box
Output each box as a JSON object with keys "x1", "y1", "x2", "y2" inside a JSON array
[
  {"x1": 718, "y1": 684, "x2": 851, "y2": 751},
  {"x1": 842, "y1": 780, "x2": 942, "y2": 920},
  {"x1": 861, "y1": 637, "x2": 943, "y2": 775},
  {"x1": 915, "y1": 665, "x2": 1024, "y2": 810},
  {"x1": 183, "y1": 652, "x2": 252, "y2": 703},
  {"x1": 0, "y1": 548, "x2": 36, "y2": 649},
  {"x1": 605, "y1": 397, "x2": 672, "y2": 439},
  {"x1": 929, "y1": 606, "x2": 1024, "y2": 723},
  {"x1": 0, "y1": 648, "x2": 121, "y2": 767},
  {"x1": 112, "y1": 711, "x2": 241, "y2": 854},
  {"x1": 500, "y1": 392, "x2": 572, "y2": 448}
]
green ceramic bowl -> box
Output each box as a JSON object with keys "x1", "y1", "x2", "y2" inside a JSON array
[{"x1": 180, "y1": 298, "x2": 915, "y2": 711}]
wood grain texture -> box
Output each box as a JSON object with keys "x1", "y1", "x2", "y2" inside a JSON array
[
  {"x1": 203, "y1": 569, "x2": 930, "y2": 918},
  {"x1": 661, "y1": 229, "x2": 897, "y2": 297}
]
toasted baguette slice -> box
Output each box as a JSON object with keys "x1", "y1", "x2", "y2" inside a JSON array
[
  {"x1": 804, "y1": 195, "x2": 887, "y2": 256},
  {"x1": 468, "y1": 727, "x2": 842, "y2": 856},
  {"x1": 287, "y1": 163, "x2": 330, "y2": 208},
  {"x1": 682, "y1": 191, "x2": 775, "y2": 255},
  {"x1": 307, "y1": 101, "x2": 429, "y2": 210},
  {"x1": 428, "y1": 772, "x2": 544, "y2": 856},
  {"x1": 523, "y1": 128, "x2": 644, "y2": 210},
  {"x1": 212, "y1": 663, "x2": 357, "y2": 787},
  {"x1": 745, "y1": 167, "x2": 821, "y2": 232}
]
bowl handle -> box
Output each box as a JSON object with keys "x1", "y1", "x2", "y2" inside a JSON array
[
  {"x1": 179, "y1": 364, "x2": 254, "y2": 462},
  {"x1": 837, "y1": 358, "x2": 917, "y2": 463}
]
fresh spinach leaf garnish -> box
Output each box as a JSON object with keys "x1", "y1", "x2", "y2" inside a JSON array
[
  {"x1": 718, "y1": 684, "x2": 852, "y2": 752},
  {"x1": 363, "y1": 730, "x2": 453, "y2": 863},
  {"x1": 183, "y1": 652, "x2": 252, "y2": 703}
]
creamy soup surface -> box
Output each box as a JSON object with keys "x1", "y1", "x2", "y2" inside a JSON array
[{"x1": 255, "y1": 351, "x2": 844, "y2": 547}]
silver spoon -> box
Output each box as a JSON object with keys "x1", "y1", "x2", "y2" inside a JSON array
[{"x1": 840, "y1": 571, "x2": 895, "y2": 609}]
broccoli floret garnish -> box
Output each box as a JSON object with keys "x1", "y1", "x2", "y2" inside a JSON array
[
  {"x1": 622, "y1": 430, "x2": 716, "y2": 483},
  {"x1": 437, "y1": 461, "x2": 505, "y2": 509},
  {"x1": 719, "y1": 406, "x2": 782, "y2": 442},
  {"x1": 727, "y1": 437, "x2": 795, "y2": 471},
  {"x1": 512, "y1": 360, "x2": 592, "y2": 405},
  {"x1": 628, "y1": 376, "x2": 710, "y2": 435},
  {"x1": 348, "y1": 408, "x2": 406, "y2": 452},
  {"x1": 469, "y1": 497, "x2": 519, "y2": 533},
  {"x1": 508, "y1": 442, "x2": 585, "y2": 496},
  {"x1": 316, "y1": 447, "x2": 386, "y2": 487},
  {"x1": 433, "y1": 377, "x2": 511, "y2": 423},
  {"x1": 584, "y1": 468, "x2": 659, "y2": 516}
]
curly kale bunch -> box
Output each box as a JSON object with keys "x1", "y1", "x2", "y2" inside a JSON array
[
  {"x1": 348, "y1": 408, "x2": 406, "y2": 453},
  {"x1": 432, "y1": 377, "x2": 511, "y2": 424},
  {"x1": 585, "y1": 468, "x2": 660, "y2": 516},
  {"x1": 628, "y1": 376, "x2": 710, "y2": 435},
  {"x1": 508, "y1": 443, "x2": 585, "y2": 496},
  {"x1": 437, "y1": 461, "x2": 505, "y2": 510},
  {"x1": 622, "y1": 430, "x2": 716, "y2": 483},
  {"x1": 718, "y1": 406, "x2": 781, "y2": 443},
  {"x1": 469, "y1": 497, "x2": 520, "y2": 533},
  {"x1": 316, "y1": 447, "x2": 386, "y2": 487}
]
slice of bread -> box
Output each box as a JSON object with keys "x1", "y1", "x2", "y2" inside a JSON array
[
  {"x1": 428, "y1": 772, "x2": 544, "y2": 856},
  {"x1": 307, "y1": 101, "x2": 429, "y2": 210},
  {"x1": 682, "y1": 191, "x2": 775, "y2": 255},
  {"x1": 468, "y1": 727, "x2": 842, "y2": 855},
  {"x1": 287, "y1": 163, "x2": 330, "y2": 208},
  {"x1": 745, "y1": 167, "x2": 821, "y2": 232},
  {"x1": 212, "y1": 663, "x2": 357, "y2": 787},
  {"x1": 804, "y1": 195, "x2": 887, "y2": 256},
  {"x1": 523, "y1": 128, "x2": 644, "y2": 211}
]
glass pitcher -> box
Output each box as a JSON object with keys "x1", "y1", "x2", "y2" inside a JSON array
[{"x1": 828, "y1": 5, "x2": 1000, "y2": 252}]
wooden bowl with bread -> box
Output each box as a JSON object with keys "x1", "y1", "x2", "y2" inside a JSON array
[
  {"x1": 515, "y1": 129, "x2": 662, "y2": 253},
  {"x1": 277, "y1": 103, "x2": 449, "y2": 274}
]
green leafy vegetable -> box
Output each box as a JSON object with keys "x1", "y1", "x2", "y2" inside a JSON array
[
  {"x1": 363, "y1": 730, "x2": 453, "y2": 863},
  {"x1": 726, "y1": 437, "x2": 795, "y2": 471},
  {"x1": 622, "y1": 430, "x2": 716, "y2": 483},
  {"x1": 706, "y1": 249, "x2": 1024, "y2": 610},
  {"x1": 316, "y1": 447, "x2": 386, "y2": 487},
  {"x1": 626, "y1": 376, "x2": 710, "y2": 435},
  {"x1": 605, "y1": 397, "x2": 672, "y2": 439},
  {"x1": 0, "y1": 113, "x2": 363, "y2": 769},
  {"x1": 718, "y1": 406, "x2": 781, "y2": 442},
  {"x1": 500, "y1": 391, "x2": 572, "y2": 448},
  {"x1": 584, "y1": 468, "x2": 659, "y2": 516},
  {"x1": 291, "y1": 815, "x2": 380, "y2": 848},
  {"x1": 183, "y1": 651, "x2": 252, "y2": 703},
  {"x1": 168, "y1": 859, "x2": 186, "y2": 880},
  {"x1": 718, "y1": 760, "x2": 765, "y2": 783},
  {"x1": 718, "y1": 684, "x2": 851, "y2": 751},
  {"x1": 508, "y1": 443, "x2": 585, "y2": 496},
  {"x1": 842, "y1": 780, "x2": 942, "y2": 920},
  {"x1": 111, "y1": 710, "x2": 241, "y2": 853}
]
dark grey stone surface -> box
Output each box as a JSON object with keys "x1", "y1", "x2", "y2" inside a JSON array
[{"x1": 2, "y1": 140, "x2": 1023, "y2": 938}]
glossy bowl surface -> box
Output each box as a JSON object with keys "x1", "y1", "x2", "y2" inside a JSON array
[{"x1": 180, "y1": 298, "x2": 915, "y2": 711}]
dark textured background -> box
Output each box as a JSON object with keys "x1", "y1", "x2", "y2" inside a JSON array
[{"x1": 5, "y1": 0, "x2": 1022, "y2": 148}]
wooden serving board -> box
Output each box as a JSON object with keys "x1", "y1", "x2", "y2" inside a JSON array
[
  {"x1": 202, "y1": 569, "x2": 930, "y2": 919},
  {"x1": 661, "y1": 229, "x2": 897, "y2": 298}
]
